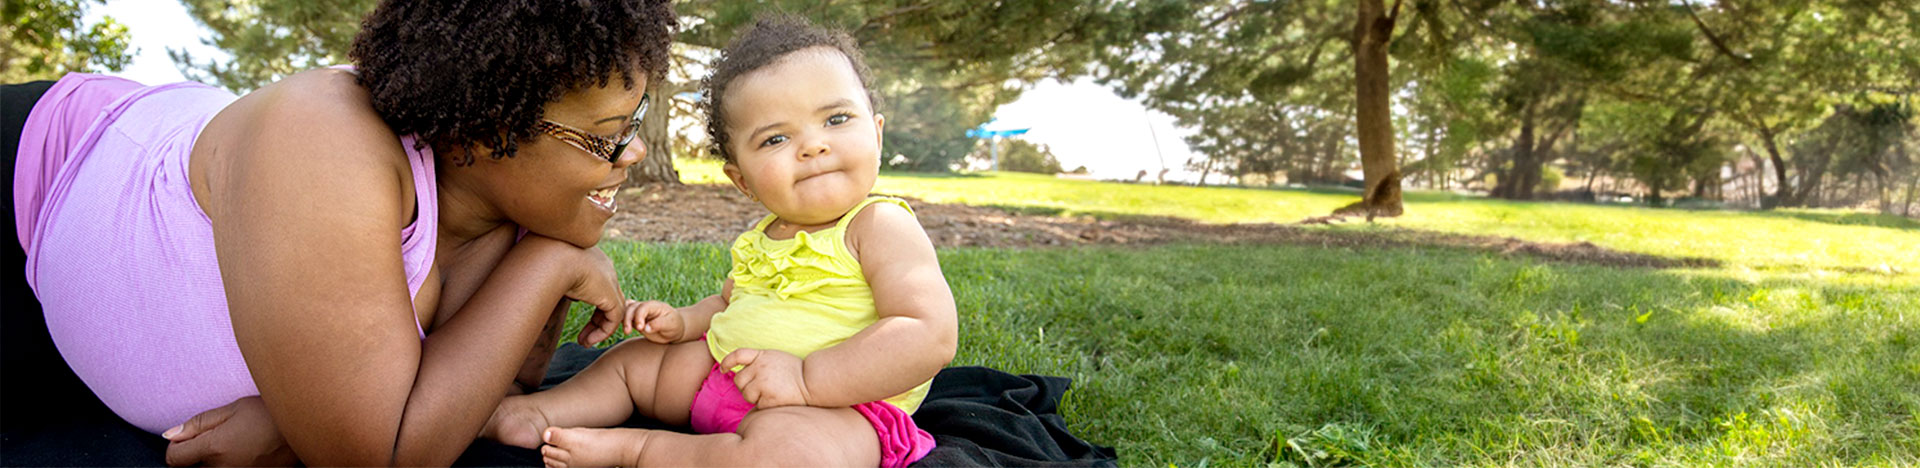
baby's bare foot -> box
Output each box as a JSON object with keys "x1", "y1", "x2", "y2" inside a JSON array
[
  {"x1": 540, "y1": 427, "x2": 651, "y2": 468},
  {"x1": 481, "y1": 396, "x2": 553, "y2": 449}
]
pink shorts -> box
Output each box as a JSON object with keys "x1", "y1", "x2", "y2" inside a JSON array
[{"x1": 689, "y1": 363, "x2": 935, "y2": 467}]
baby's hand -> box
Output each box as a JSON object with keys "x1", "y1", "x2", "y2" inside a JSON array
[
  {"x1": 719, "y1": 348, "x2": 811, "y2": 408},
  {"x1": 625, "y1": 300, "x2": 685, "y2": 344}
]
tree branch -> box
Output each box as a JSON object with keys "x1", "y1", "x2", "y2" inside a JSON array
[
  {"x1": 1682, "y1": 0, "x2": 1753, "y2": 67},
  {"x1": 856, "y1": 2, "x2": 935, "y2": 36},
  {"x1": 1204, "y1": 2, "x2": 1253, "y2": 31}
]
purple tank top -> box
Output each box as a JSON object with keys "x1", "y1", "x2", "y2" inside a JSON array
[{"x1": 12, "y1": 73, "x2": 437, "y2": 433}]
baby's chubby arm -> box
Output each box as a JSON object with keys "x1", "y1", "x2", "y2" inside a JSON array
[
  {"x1": 625, "y1": 278, "x2": 732, "y2": 344},
  {"x1": 797, "y1": 202, "x2": 958, "y2": 407}
]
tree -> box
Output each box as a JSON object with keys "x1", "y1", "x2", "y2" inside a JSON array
[
  {"x1": 1344, "y1": 0, "x2": 1405, "y2": 217},
  {"x1": 1400, "y1": 55, "x2": 1502, "y2": 191},
  {"x1": 2, "y1": 0, "x2": 133, "y2": 82},
  {"x1": 975, "y1": 139, "x2": 1063, "y2": 174},
  {"x1": 1674, "y1": 0, "x2": 1917, "y2": 208},
  {"x1": 174, "y1": 1, "x2": 1115, "y2": 184},
  {"x1": 169, "y1": 0, "x2": 712, "y2": 184},
  {"x1": 1704, "y1": 3, "x2": 1829, "y2": 207},
  {"x1": 1094, "y1": 0, "x2": 1515, "y2": 218},
  {"x1": 1801, "y1": 101, "x2": 1915, "y2": 212},
  {"x1": 1095, "y1": 0, "x2": 1377, "y2": 212},
  {"x1": 677, "y1": 0, "x2": 1118, "y2": 175},
  {"x1": 170, "y1": 0, "x2": 373, "y2": 91}
]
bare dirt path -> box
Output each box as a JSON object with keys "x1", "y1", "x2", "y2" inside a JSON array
[{"x1": 604, "y1": 184, "x2": 1713, "y2": 269}]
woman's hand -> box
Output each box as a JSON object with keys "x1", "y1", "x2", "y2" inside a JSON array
[
  {"x1": 562, "y1": 243, "x2": 627, "y2": 347},
  {"x1": 162, "y1": 396, "x2": 298, "y2": 467}
]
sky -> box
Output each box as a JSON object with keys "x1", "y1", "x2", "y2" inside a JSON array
[{"x1": 82, "y1": 1, "x2": 1209, "y2": 183}]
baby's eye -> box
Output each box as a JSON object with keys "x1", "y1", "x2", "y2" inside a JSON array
[
  {"x1": 826, "y1": 113, "x2": 851, "y2": 126},
  {"x1": 759, "y1": 135, "x2": 788, "y2": 147}
]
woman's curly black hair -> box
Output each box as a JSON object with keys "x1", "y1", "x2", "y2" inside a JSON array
[
  {"x1": 701, "y1": 14, "x2": 877, "y2": 163},
  {"x1": 350, "y1": 0, "x2": 676, "y2": 163}
]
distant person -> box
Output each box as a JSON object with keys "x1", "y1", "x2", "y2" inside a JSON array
[
  {"x1": 481, "y1": 16, "x2": 957, "y2": 468},
  {"x1": 2, "y1": 1, "x2": 676, "y2": 465}
]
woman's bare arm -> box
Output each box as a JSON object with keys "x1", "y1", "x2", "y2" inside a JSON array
[
  {"x1": 208, "y1": 72, "x2": 623, "y2": 466},
  {"x1": 511, "y1": 302, "x2": 572, "y2": 393}
]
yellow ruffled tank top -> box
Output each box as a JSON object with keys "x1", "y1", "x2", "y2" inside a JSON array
[{"x1": 706, "y1": 196, "x2": 932, "y2": 413}]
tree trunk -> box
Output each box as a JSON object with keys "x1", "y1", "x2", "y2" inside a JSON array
[
  {"x1": 1903, "y1": 171, "x2": 1917, "y2": 217},
  {"x1": 1495, "y1": 104, "x2": 1540, "y2": 200},
  {"x1": 1318, "y1": 133, "x2": 1341, "y2": 184},
  {"x1": 1757, "y1": 126, "x2": 1791, "y2": 208},
  {"x1": 1746, "y1": 146, "x2": 1768, "y2": 206},
  {"x1": 626, "y1": 78, "x2": 680, "y2": 185},
  {"x1": 1337, "y1": 0, "x2": 1404, "y2": 219},
  {"x1": 1881, "y1": 141, "x2": 1905, "y2": 213},
  {"x1": 1423, "y1": 122, "x2": 1441, "y2": 190},
  {"x1": 1788, "y1": 138, "x2": 1833, "y2": 207}
]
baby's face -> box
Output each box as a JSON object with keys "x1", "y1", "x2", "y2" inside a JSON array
[{"x1": 721, "y1": 47, "x2": 884, "y2": 226}]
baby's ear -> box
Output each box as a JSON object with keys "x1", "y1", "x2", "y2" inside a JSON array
[
  {"x1": 872, "y1": 113, "x2": 886, "y2": 148},
  {"x1": 722, "y1": 162, "x2": 753, "y2": 199}
]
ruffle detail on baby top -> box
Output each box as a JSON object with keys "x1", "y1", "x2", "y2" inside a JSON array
[{"x1": 729, "y1": 226, "x2": 866, "y2": 300}]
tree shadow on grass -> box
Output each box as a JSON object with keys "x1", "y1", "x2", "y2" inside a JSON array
[
  {"x1": 1534, "y1": 273, "x2": 1920, "y2": 464},
  {"x1": 913, "y1": 202, "x2": 1722, "y2": 269},
  {"x1": 942, "y1": 243, "x2": 1916, "y2": 465},
  {"x1": 1745, "y1": 209, "x2": 1920, "y2": 231},
  {"x1": 876, "y1": 170, "x2": 990, "y2": 180}
]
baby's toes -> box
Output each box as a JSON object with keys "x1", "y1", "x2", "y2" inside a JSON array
[
  {"x1": 540, "y1": 443, "x2": 572, "y2": 468},
  {"x1": 542, "y1": 426, "x2": 651, "y2": 467}
]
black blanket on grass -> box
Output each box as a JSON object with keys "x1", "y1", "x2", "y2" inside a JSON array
[
  {"x1": 456, "y1": 343, "x2": 1117, "y2": 467},
  {"x1": 0, "y1": 343, "x2": 1112, "y2": 467}
]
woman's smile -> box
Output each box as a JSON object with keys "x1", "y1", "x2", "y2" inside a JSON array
[{"x1": 588, "y1": 185, "x2": 619, "y2": 213}]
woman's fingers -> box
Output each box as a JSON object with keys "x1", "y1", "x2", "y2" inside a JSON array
[
  {"x1": 164, "y1": 434, "x2": 217, "y2": 467},
  {"x1": 164, "y1": 397, "x2": 297, "y2": 467},
  {"x1": 162, "y1": 398, "x2": 237, "y2": 442},
  {"x1": 576, "y1": 313, "x2": 617, "y2": 346}
]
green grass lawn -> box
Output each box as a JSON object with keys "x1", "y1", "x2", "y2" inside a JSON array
[{"x1": 573, "y1": 159, "x2": 1920, "y2": 466}]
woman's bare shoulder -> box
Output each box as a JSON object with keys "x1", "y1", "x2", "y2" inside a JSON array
[
  {"x1": 196, "y1": 67, "x2": 413, "y2": 226},
  {"x1": 237, "y1": 68, "x2": 396, "y2": 148}
]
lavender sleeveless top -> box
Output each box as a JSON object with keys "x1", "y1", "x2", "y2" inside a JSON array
[{"x1": 12, "y1": 73, "x2": 437, "y2": 433}]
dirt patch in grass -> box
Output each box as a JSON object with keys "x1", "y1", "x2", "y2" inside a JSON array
[{"x1": 605, "y1": 183, "x2": 1717, "y2": 269}]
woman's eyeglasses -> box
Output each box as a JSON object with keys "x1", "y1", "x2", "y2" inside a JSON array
[{"x1": 534, "y1": 93, "x2": 650, "y2": 164}]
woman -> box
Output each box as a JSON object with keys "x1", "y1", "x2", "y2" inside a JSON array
[{"x1": 2, "y1": 0, "x2": 676, "y2": 465}]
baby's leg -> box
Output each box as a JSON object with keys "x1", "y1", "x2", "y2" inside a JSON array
[
  {"x1": 541, "y1": 406, "x2": 879, "y2": 467},
  {"x1": 483, "y1": 339, "x2": 712, "y2": 448}
]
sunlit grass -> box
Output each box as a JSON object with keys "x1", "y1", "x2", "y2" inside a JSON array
[
  {"x1": 575, "y1": 242, "x2": 1920, "y2": 467},
  {"x1": 645, "y1": 158, "x2": 1920, "y2": 465},
  {"x1": 675, "y1": 158, "x2": 1919, "y2": 279}
]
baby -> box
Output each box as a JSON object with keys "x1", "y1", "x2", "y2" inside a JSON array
[{"x1": 483, "y1": 15, "x2": 957, "y2": 468}]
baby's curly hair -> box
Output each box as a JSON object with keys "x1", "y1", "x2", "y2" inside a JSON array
[
  {"x1": 350, "y1": 0, "x2": 676, "y2": 163},
  {"x1": 701, "y1": 15, "x2": 878, "y2": 162}
]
